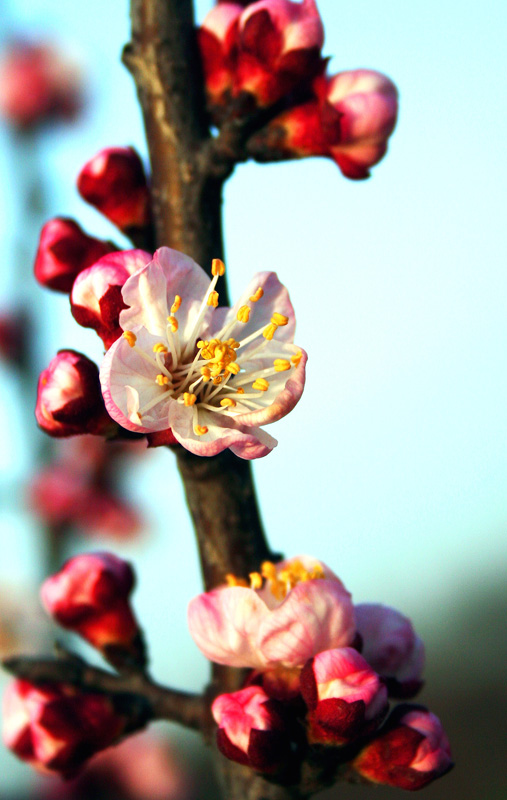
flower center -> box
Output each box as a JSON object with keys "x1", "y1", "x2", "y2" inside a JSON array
[
  {"x1": 226, "y1": 559, "x2": 325, "y2": 600},
  {"x1": 122, "y1": 258, "x2": 302, "y2": 435}
]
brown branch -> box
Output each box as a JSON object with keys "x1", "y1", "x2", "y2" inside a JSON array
[{"x1": 3, "y1": 654, "x2": 206, "y2": 732}]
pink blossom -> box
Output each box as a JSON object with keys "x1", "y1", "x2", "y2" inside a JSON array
[
  {"x1": 212, "y1": 685, "x2": 289, "y2": 772},
  {"x1": 188, "y1": 556, "x2": 355, "y2": 669},
  {"x1": 34, "y1": 218, "x2": 113, "y2": 294},
  {"x1": 355, "y1": 603, "x2": 425, "y2": 698},
  {"x1": 71, "y1": 250, "x2": 151, "y2": 349},
  {"x1": 300, "y1": 647, "x2": 388, "y2": 745},
  {"x1": 2, "y1": 679, "x2": 125, "y2": 778},
  {"x1": 35, "y1": 350, "x2": 115, "y2": 438},
  {"x1": 100, "y1": 248, "x2": 306, "y2": 459},
  {"x1": 353, "y1": 704, "x2": 453, "y2": 790},
  {"x1": 77, "y1": 147, "x2": 152, "y2": 232}
]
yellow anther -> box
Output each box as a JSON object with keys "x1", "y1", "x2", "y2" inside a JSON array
[
  {"x1": 226, "y1": 338, "x2": 240, "y2": 349},
  {"x1": 213, "y1": 377, "x2": 222, "y2": 385},
  {"x1": 167, "y1": 315, "x2": 179, "y2": 332},
  {"x1": 194, "y1": 425, "x2": 208, "y2": 436},
  {"x1": 249, "y1": 572, "x2": 263, "y2": 590},
  {"x1": 220, "y1": 397, "x2": 236, "y2": 408},
  {"x1": 201, "y1": 367, "x2": 211, "y2": 382},
  {"x1": 171, "y1": 295, "x2": 182, "y2": 313},
  {"x1": 250, "y1": 287, "x2": 264, "y2": 303},
  {"x1": 153, "y1": 343, "x2": 168, "y2": 354},
  {"x1": 226, "y1": 362, "x2": 240, "y2": 375},
  {"x1": 155, "y1": 374, "x2": 169, "y2": 386},
  {"x1": 291, "y1": 350, "x2": 302, "y2": 367},
  {"x1": 309, "y1": 565, "x2": 325, "y2": 580},
  {"x1": 274, "y1": 359, "x2": 291, "y2": 372},
  {"x1": 263, "y1": 322, "x2": 278, "y2": 340},
  {"x1": 237, "y1": 305, "x2": 251, "y2": 323},
  {"x1": 197, "y1": 341, "x2": 205, "y2": 349},
  {"x1": 123, "y1": 331, "x2": 137, "y2": 347},
  {"x1": 183, "y1": 392, "x2": 197, "y2": 407},
  {"x1": 207, "y1": 291, "x2": 219, "y2": 308},
  {"x1": 211, "y1": 258, "x2": 225, "y2": 277},
  {"x1": 236, "y1": 387, "x2": 245, "y2": 395},
  {"x1": 261, "y1": 561, "x2": 277, "y2": 580},
  {"x1": 225, "y1": 574, "x2": 248, "y2": 588},
  {"x1": 271, "y1": 312, "x2": 289, "y2": 326},
  {"x1": 252, "y1": 378, "x2": 269, "y2": 392}
]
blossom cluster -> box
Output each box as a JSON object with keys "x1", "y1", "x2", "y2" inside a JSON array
[
  {"x1": 199, "y1": 0, "x2": 398, "y2": 178},
  {"x1": 188, "y1": 555, "x2": 453, "y2": 789}
]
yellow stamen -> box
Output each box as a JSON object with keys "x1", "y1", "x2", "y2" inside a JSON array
[
  {"x1": 237, "y1": 305, "x2": 251, "y2": 323},
  {"x1": 252, "y1": 378, "x2": 269, "y2": 392},
  {"x1": 236, "y1": 387, "x2": 245, "y2": 395},
  {"x1": 263, "y1": 323, "x2": 278, "y2": 340},
  {"x1": 271, "y1": 312, "x2": 288, "y2": 326},
  {"x1": 291, "y1": 350, "x2": 302, "y2": 367},
  {"x1": 261, "y1": 562, "x2": 277, "y2": 580},
  {"x1": 226, "y1": 362, "x2": 240, "y2": 375},
  {"x1": 156, "y1": 374, "x2": 169, "y2": 386},
  {"x1": 220, "y1": 397, "x2": 236, "y2": 408},
  {"x1": 207, "y1": 291, "x2": 219, "y2": 308},
  {"x1": 250, "y1": 287, "x2": 264, "y2": 303},
  {"x1": 274, "y1": 359, "x2": 291, "y2": 372},
  {"x1": 249, "y1": 572, "x2": 263, "y2": 590},
  {"x1": 194, "y1": 425, "x2": 208, "y2": 436},
  {"x1": 213, "y1": 377, "x2": 222, "y2": 385},
  {"x1": 153, "y1": 343, "x2": 168, "y2": 354},
  {"x1": 201, "y1": 366, "x2": 211, "y2": 381},
  {"x1": 171, "y1": 295, "x2": 182, "y2": 313},
  {"x1": 225, "y1": 574, "x2": 248, "y2": 587},
  {"x1": 183, "y1": 392, "x2": 197, "y2": 406},
  {"x1": 123, "y1": 331, "x2": 137, "y2": 347},
  {"x1": 260, "y1": 559, "x2": 326, "y2": 600},
  {"x1": 197, "y1": 341, "x2": 205, "y2": 349},
  {"x1": 167, "y1": 315, "x2": 179, "y2": 332},
  {"x1": 211, "y1": 258, "x2": 225, "y2": 277}
]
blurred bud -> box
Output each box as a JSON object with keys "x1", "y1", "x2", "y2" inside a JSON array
[
  {"x1": 0, "y1": 41, "x2": 81, "y2": 129},
  {"x1": 198, "y1": 4, "x2": 242, "y2": 110},
  {"x1": 35, "y1": 350, "x2": 115, "y2": 438},
  {"x1": 2, "y1": 679, "x2": 126, "y2": 778},
  {"x1": 300, "y1": 647, "x2": 388, "y2": 745},
  {"x1": 41, "y1": 552, "x2": 145, "y2": 668},
  {"x1": 0, "y1": 308, "x2": 28, "y2": 365},
  {"x1": 317, "y1": 69, "x2": 398, "y2": 179},
  {"x1": 353, "y1": 704, "x2": 453, "y2": 790},
  {"x1": 34, "y1": 218, "x2": 113, "y2": 294},
  {"x1": 212, "y1": 685, "x2": 290, "y2": 773},
  {"x1": 236, "y1": 0, "x2": 324, "y2": 108},
  {"x1": 355, "y1": 604, "x2": 425, "y2": 698},
  {"x1": 77, "y1": 147, "x2": 152, "y2": 234},
  {"x1": 71, "y1": 250, "x2": 151, "y2": 349}
]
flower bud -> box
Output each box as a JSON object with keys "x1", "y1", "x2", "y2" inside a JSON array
[
  {"x1": 2, "y1": 679, "x2": 126, "y2": 778},
  {"x1": 355, "y1": 604, "x2": 425, "y2": 698},
  {"x1": 236, "y1": 0, "x2": 324, "y2": 108},
  {"x1": 0, "y1": 309, "x2": 28, "y2": 365},
  {"x1": 34, "y1": 218, "x2": 113, "y2": 293},
  {"x1": 41, "y1": 553, "x2": 143, "y2": 665},
  {"x1": 35, "y1": 350, "x2": 115, "y2": 438},
  {"x1": 300, "y1": 647, "x2": 388, "y2": 745},
  {"x1": 353, "y1": 704, "x2": 453, "y2": 790},
  {"x1": 77, "y1": 147, "x2": 152, "y2": 233},
  {"x1": 0, "y1": 42, "x2": 81, "y2": 129},
  {"x1": 198, "y1": 4, "x2": 242, "y2": 110},
  {"x1": 71, "y1": 250, "x2": 151, "y2": 348},
  {"x1": 212, "y1": 686, "x2": 290, "y2": 773}
]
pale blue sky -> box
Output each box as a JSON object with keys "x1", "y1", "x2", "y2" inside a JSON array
[{"x1": 0, "y1": 3, "x2": 506, "y2": 776}]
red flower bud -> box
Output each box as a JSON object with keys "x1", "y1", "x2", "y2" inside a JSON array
[
  {"x1": 353, "y1": 704, "x2": 453, "y2": 790},
  {"x1": 0, "y1": 42, "x2": 81, "y2": 129},
  {"x1": 77, "y1": 147, "x2": 152, "y2": 233},
  {"x1": 0, "y1": 308, "x2": 28, "y2": 365},
  {"x1": 300, "y1": 647, "x2": 388, "y2": 745},
  {"x1": 212, "y1": 686, "x2": 290, "y2": 773},
  {"x1": 71, "y1": 250, "x2": 151, "y2": 348},
  {"x1": 2, "y1": 679, "x2": 125, "y2": 778},
  {"x1": 40, "y1": 552, "x2": 144, "y2": 668},
  {"x1": 198, "y1": 4, "x2": 242, "y2": 110},
  {"x1": 34, "y1": 218, "x2": 113, "y2": 293},
  {"x1": 35, "y1": 350, "x2": 114, "y2": 438}
]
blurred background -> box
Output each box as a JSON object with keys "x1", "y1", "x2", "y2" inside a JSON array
[{"x1": 0, "y1": 0, "x2": 506, "y2": 797}]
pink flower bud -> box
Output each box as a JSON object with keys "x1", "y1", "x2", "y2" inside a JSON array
[
  {"x1": 212, "y1": 686, "x2": 290, "y2": 772},
  {"x1": 355, "y1": 603, "x2": 425, "y2": 698},
  {"x1": 0, "y1": 42, "x2": 81, "y2": 129},
  {"x1": 300, "y1": 647, "x2": 388, "y2": 745},
  {"x1": 70, "y1": 249, "x2": 151, "y2": 348},
  {"x1": 246, "y1": 99, "x2": 326, "y2": 161},
  {"x1": 353, "y1": 704, "x2": 453, "y2": 790},
  {"x1": 2, "y1": 679, "x2": 125, "y2": 778},
  {"x1": 35, "y1": 350, "x2": 114, "y2": 438},
  {"x1": 77, "y1": 147, "x2": 152, "y2": 232},
  {"x1": 318, "y1": 69, "x2": 398, "y2": 179},
  {"x1": 198, "y1": 4, "x2": 243, "y2": 109},
  {"x1": 236, "y1": 0, "x2": 325, "y2": 107},
  {"x1": 34, "y1": 218, "x2": 113, "y2": 294},
  {"x1": 0, "y1": 308, "x2": 28, "y2": 365}
]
